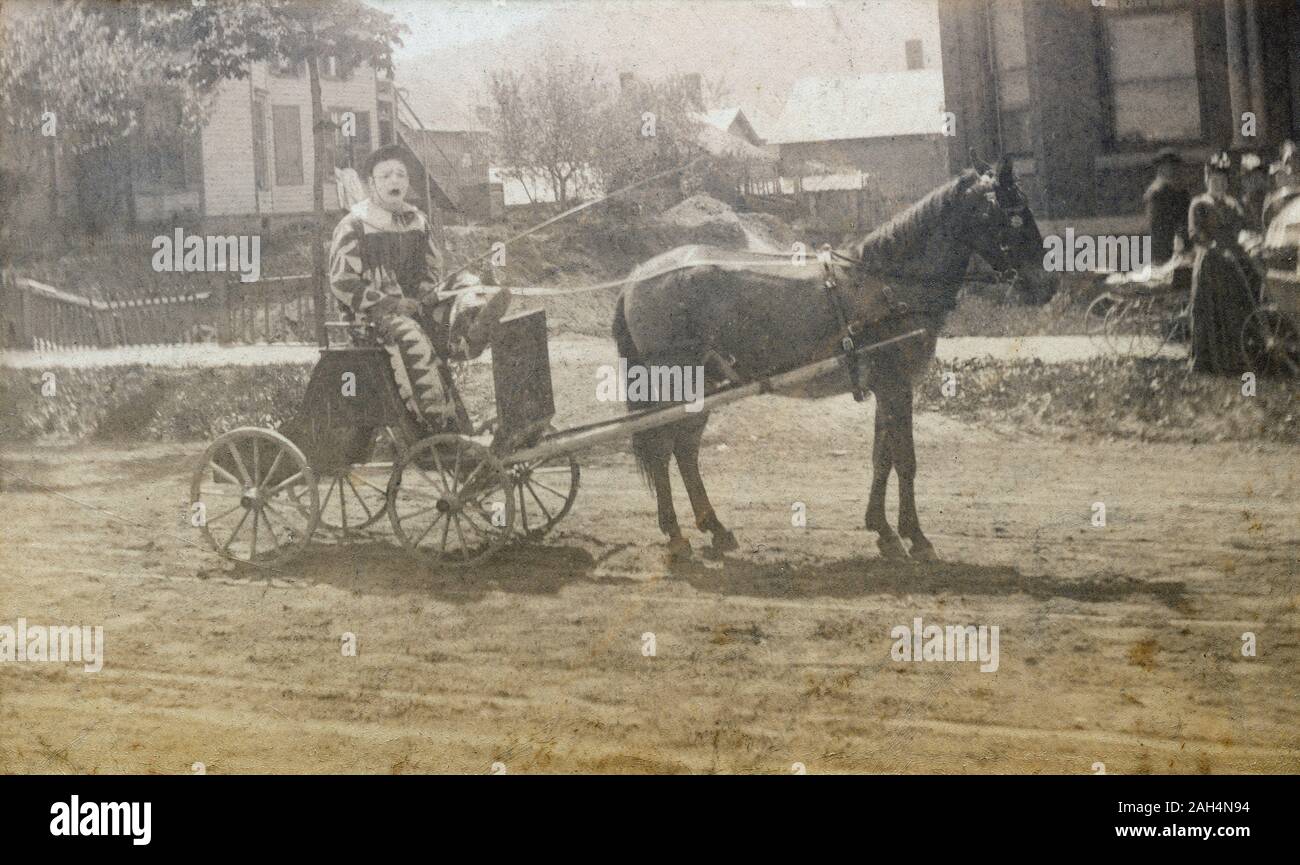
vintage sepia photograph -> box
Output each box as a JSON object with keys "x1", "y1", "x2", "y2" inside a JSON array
[{"x1": 0, "y1": 0, "x2": 1296, "y2": 799}]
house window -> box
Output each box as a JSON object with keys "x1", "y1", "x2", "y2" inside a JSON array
[
  {"x1": 1102, "y1": 10, "x2": 1202, "y2": 145},
  {"x1": 905, "y1": 39, "x2": 924, "y2": 70},
  {"x1": 137, "y1": 99, "x2": 189, "y2": 190},
  {"x1": 377, "y1": 99, "x2": 394, "y2": 147},
  {"x1": 272, "y1": 105, "x2": 304, "y2": 186},
  {"x1": 989, "y1": 0, "x2": 1033, "y2": 156},
  {"x1": 251, "y1": 93, "x2": 269, "y2": 191},
  {"x1": 319, "y1": 55, "x2": 353, "y2": 81},
  {"x1": 324, "y1": 108, "x2": 372, "y2": 170},
  {"x1": 271, "y1": 57, "x2": 305, "y2": 78}
]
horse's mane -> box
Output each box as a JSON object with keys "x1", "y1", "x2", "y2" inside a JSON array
[{"x1": 847, "y1": 169, "x2": 980, "y2": 270}]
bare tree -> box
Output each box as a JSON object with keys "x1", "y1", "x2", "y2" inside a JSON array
[{"x1": 484, "y1": 50, "x2": 609, "y2": 209}]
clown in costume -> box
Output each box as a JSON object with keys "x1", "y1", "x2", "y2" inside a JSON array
[{"x1": 329, "y1": 144, "x2": 510, "y2": 430}]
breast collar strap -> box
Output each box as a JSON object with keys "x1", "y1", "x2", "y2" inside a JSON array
[{"x1": 820, "y1": 245, "x2": 871, "y2": 402}]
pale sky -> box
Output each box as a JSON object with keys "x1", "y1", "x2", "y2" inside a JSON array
[{"x1": 370, "y1": 0, "x2": 941, "y2": 135}]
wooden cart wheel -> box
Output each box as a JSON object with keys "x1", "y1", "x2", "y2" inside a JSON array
[
  {"x1": 386, "y1": 434, "x2": 516, "y2": 567},
  {"x1": 1103, "y1": 296, "x2": 1163, "y2": 356},
  {"x1": 1084, "y1": 292, "x2": 1116, "y2": 349},
  {"x1": 510, "y1": 436, "x2": 580, "y2": 540},
  {"x1": 190, "y1": 428, "x2": 318, "y2": 565},
  {"x1": 1240, "y1": 306, "x2": 1300, "y2": 377},
  {"x1": 309, "y1": 427, "x2": 405, "y2": 534}
]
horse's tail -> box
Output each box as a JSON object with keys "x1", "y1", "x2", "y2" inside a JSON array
[{"x1": 612, "y1": 291, "x2": 656, "y2": 491}]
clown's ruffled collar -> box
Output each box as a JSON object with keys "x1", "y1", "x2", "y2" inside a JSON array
[{"x1": 351, "y1": 198, "x2": 423, "y2": 232}]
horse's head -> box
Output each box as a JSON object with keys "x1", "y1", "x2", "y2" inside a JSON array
[{"x1": 961, "y1": 156, "x2": 1059, "y2": 304}]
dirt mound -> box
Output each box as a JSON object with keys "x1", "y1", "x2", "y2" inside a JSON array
[{"x1": 658, "y1": 194, "x2": 741, "y2": 229}]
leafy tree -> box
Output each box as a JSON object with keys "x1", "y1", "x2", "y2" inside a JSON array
[{"x1": 0, "y1": 2, "x2": 165, "y2": 221}]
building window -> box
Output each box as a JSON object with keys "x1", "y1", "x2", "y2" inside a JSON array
[
  {"x1": 319, "y1": 55, "x2": 353, "y2": 81},
  {"x1": 989, "y1": 0, "x2": 1032, "y2": 156},
  {"x1": 323, "y1": 108, "x2": 372, "y2": 170},
  {"x1": 272, "y1": 105, "x2": 304, "y2": 186},
  {"x1": 377, "y1": 99, "x2": 394, "y2": 147},
  {"x1": 251, "y1": 93, "x2": 269, "y2": 191},
  {"x1": 136, "y1": 98, "x2": 190, "y2": 190},
  {"x1": 1102, "y1": 11, "x2": 1202, "y2": 145},
  {"x1": 905, "y1": 39, "x2": 924, "y2": 70},
  {"x1": 270, "y1": 57, "x2": 305, "y2": 78}
]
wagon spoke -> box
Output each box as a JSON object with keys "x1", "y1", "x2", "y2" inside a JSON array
[
  {"x1": 414, "y1": 511, "x2": 446, "y2": 548},
  {"x1": 207, "y1": 500, "x2": 247, "y2": 525},
  {"x1": 266, "y1": 470, "x2": 307, "y2": 497},
  {"x1": 227, "y1": 443, "x2": 253, "y2": 486},
  {"x1": 252, "y1": 439, "x2": 261, "y2": 485},
  {"x1": 517, "y1": 485, "x2": 530, "y2": 532},
  {"x1": 221, "y1": 508, "x2": 252, "y2": 553},
  {"x1": 453, "y1": 516, "x2": 471, "y2": 560},
  {"x1": 258, "y1": 505, "x2": 283, "y2": 554},
  {"x1": 208, "y1": 460, "x2": 242, "y2": 487},
  {"x1": 439, "y1": 512, "x2": 452, "y2": 554},
  {"x1": 345, "y1": 475, "x2": 373, "y2": 521},
  {"x1": 528, "y1": 477, "x2": 569, "y2": 502},
  {"x1": 526, "y1": 483, "x2": 556, "y2": 524},
  {"x1": 263, "y1": 449, "x2": 285, "y2": 489},
  {"x1": 451, "y1": 443, "x2": 464, "y2": 493},
  {"x1": 352, "y1": 473, "x2": 389, "y2": 496}
]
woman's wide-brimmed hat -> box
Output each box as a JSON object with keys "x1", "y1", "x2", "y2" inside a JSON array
[
  {"x1": 361, "y1": 144, "x2": 420, "y2": 179},
  {"x1": 1205, "y1": 151, "x2": 1232, "y2": 174},
  {"x1": 1152, "y1": 147, "x2": 1182, "y2": 167}
]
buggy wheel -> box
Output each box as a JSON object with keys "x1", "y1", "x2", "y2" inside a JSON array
[
  {"x1": 387, "y1": 434, "x2": 515, "y2": 567},
  {"x1": 1241, "y1": 306, "x2": 1300, "y2": 377},
  {"x1": 190, "y1": 428, "x2": 318, "y2": 566},
  {"x1": 511, "y1": 439, "x2": 580, "y2": 540},
  {"x1": 1103, "y1": 296, "x2": 1163, "y2": 357},
  {"x1": 308, "y1": 427, "x2": 406, "y2": 534},
  {"x1": 1084, "y1": 292, "x2": 1117, "y2": 350}
]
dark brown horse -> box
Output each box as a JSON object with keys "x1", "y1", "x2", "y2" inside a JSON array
[{"x1": 611, "y1": 159, "x2": 1055, "y2": 561}]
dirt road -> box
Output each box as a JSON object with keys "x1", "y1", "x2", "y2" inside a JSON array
[{"x1": 2, "y1": 388, "x2": 1295, "y2": 774}]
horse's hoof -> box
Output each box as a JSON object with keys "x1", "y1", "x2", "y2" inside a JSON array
[
  {"x1": 711, "y1": 529, "x2": 740, "y2": 554},
  {"x1": 909, "y1": 539, "x2": 938, "y2": 561},
  {"x1": 877, "y1": 535, "x2": 910, "y2": 560},
  {"x1": 665, "y1": 536, "x2": 693, "y2": 563}
]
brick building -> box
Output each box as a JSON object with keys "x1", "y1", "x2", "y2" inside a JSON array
[{"x1": 938, "y1": 0, "x2": 1300, "y2": 224}]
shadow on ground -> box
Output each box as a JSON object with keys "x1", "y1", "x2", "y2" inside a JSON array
[
  {"x1": 667, "y1": 552, "x2": 1189, "y2": 608},
  {"x1": 213, "y1": 534, "x2": 616, "y2": 602}
]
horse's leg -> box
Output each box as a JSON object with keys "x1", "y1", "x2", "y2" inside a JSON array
[
  {"x1": 673, "y1": 413, "x2": 738, "y2": 557},
  {"x1": 635, "y1": 427, "x2": 691, "y2": 561},
  {"x1": 865, "y1": 382, "x2": 908, "y2": 560},
  {"x1": 892, "y1": 384, "x2": 936, "y2": 560}
]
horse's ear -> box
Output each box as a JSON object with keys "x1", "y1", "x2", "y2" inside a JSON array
[
  {"x1": 969, "y1": 148, "x2": 992, "y2": 175},
  {"x1": 996, "y1": 156, "x2": 1015, "y2": 187}
]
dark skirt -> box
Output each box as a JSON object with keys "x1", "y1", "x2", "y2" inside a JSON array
[{"x1": 1188, "y1": 246, "x2": 1256, "y2": 374}]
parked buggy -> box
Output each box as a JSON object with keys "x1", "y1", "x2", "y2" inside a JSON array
[
  {"x1": 1083, "y1": 255, "x2": 1193, "y2": 357},
  {"x1": 1239, "y1": 196, "x2": 1300, "y2": 376}
]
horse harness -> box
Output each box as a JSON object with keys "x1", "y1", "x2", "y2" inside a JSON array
[{"x1": 819, "y1": 244, "x2": 910, "y2": 402}]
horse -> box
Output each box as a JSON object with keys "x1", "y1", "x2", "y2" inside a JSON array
[{"x1": 611, "y1": 158, "x2": 1056, "y2": 562}]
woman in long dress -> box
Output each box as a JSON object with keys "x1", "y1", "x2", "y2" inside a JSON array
[{"x1": 1187, "y1": 152, "x2": 1257, "y2": 374}]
